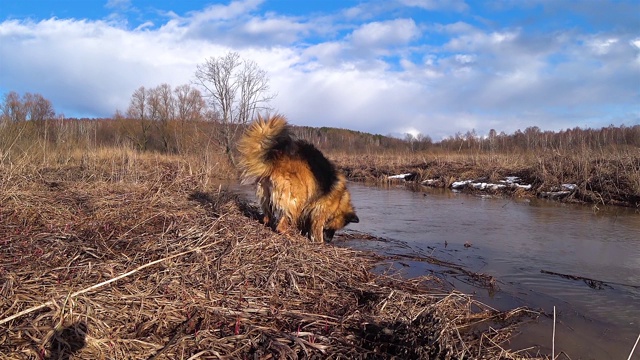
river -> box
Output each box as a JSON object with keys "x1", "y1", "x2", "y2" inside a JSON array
[
  {"x1": 232, "y1": 181, "x2": 640, "y2": 359},
  {"x1": 341, "y1": 183, "x2": 640, "y2": 359}
]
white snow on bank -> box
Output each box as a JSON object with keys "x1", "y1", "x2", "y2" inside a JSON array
[
  {"x1": 539, "y1": 183, "x2": 577, "y2": 199},
  {"x1": 451, "y1": 177, "x2": 532, "y2": 191},
  {"x1": 388, "y1": 173, "x2": 413, "y2": 179},
  {"x1": 471, "y1": 182, "x2": 506, "y2": 190},
  {"x1": 504, "y1": 176, "x2": 521, "y2": 184},
  {"x1": 451, "y1": 180, "x2": 473, "y2": 189}
]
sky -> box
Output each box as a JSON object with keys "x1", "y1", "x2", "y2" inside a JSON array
[{"x1": 0, "y1": 0, "x2": 639, "y2": 139}]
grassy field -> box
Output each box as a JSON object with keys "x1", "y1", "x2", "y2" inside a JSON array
[{"x1": 0, "y1": 145, "x2": 549, "y2": 359}]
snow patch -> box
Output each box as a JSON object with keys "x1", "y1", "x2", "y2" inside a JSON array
[
  {"x1": 451, "y1": 177, "x2": 531, "y2": 191},
  {"x1": 388, "y1": 173, "x2": 413, "y2": 179},
  {"x1": 421, "y1": 179, "x2": 439, "y2": 186},
  {"x1": 451, "y1": 180, "x2": 473, "y2": 189}
]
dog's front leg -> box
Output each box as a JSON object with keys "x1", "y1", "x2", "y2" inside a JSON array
[
  {"x1": 310, "y1": 223, "x2": 324, "y2": 243},
  {"x1": 276, "y1": 217, "x2": 292, "y2": 234}
]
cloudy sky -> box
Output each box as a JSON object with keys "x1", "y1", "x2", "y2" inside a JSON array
[{"x1": 1, "y1": 0, "x2": 638, "y2": 139}]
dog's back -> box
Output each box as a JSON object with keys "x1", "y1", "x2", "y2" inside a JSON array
[{"x1": 238, "y1": 115, "x2": 358, "y2": 242}]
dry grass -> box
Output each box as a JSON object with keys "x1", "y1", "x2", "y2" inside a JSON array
[
  {"x1": 0, "y1": 148, "x2": 544, "y2": 359},
  {"x1": 330, "y1": 148, "x2": 640, "y2": 208}
]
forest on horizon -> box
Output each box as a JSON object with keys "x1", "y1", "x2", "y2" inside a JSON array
[{"x1": 1, "y1": 89, "x2": 639, "y2": 159}]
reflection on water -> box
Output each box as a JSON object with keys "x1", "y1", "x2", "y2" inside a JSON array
[
  {"x1": 343, "y1": 183, "x2": 640, "y2": 359},
  {"x1": 231, "y1": 181, "x2": 640, "y2": 359}
]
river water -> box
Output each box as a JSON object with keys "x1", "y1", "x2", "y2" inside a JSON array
[
  {"x1": 231, "y1": 182, "x2": 640, "y2": 359},
  {"x1": 341, "y1": 183, "x2": 640, "y2": 359}
]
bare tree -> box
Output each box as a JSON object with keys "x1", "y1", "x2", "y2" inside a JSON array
[
  {"x1": 126, "y1": 86, "x2": 152, "y2": 150},
  {"x1": 148, "y1": 84, "x2": 175, "y2": 152},
  {"x1": 174, "y1": 84, "x2": 205, "y2": 122},
  {"x1": 416, "y1": 133, "x2": 432, "y2": 150},
  {"x1": 27, "y1": 93, "x2": 55, "y2": 122},
  {"x1": 194, "y1": 51, "x2": 276, "y2": 164},
  {"x1": 404, "y1": 133, "x2": 416, "y2": 152},
  {"x1": 1, "y1": 91, "x2": 27, "y2": 122},
  {"x1": 0, "y1": 92, "x2": 54, "y2": 123},
  {"x1": 149, "y1": 83, "x2": 175, "y2": 122},
  {"x1": 174, "y1": 84, "x2": 206, "y2": 153}
]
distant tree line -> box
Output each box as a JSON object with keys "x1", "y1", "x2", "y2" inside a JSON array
[
  {"x1": 436, "y1": 125, "x2": 640, "y2": 153},
  {"x1": 2, "y1": 89, "x2": 638, "y2": 158},
  {"x1": 2, "y1": 89, "x2": 638, "y2": 157},
  {"x1": 291, "y1": 126, "x2": 419, "y2": 153},
  {"x1": 293, "y1": 124, "x2": 640, "y2": 154}
]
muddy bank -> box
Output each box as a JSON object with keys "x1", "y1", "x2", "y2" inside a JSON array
[
  {"x1": 0, "y1": 161, "x2": 544, "y2": 359},
  {"x1": 336, "y1": 156, "x2": 640, "y2": 208}
]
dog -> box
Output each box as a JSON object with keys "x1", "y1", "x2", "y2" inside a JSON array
[{"x1": 238, "y1": 115, "x2": 359, "y2": 242}]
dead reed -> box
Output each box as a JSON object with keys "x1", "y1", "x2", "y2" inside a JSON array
[
  {"x1": 330, "y1": 148, "x2": 640, "y2": 208},
  {"x1": 0, "y1": 150, "x2": 544, "y2": 359}
]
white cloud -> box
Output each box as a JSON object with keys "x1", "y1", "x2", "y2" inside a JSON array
[
  {"x1": 302, "y1": 42, "x2": 345, "y2": 67},
  {"x1": 398, "y1": 0, "x2": 468, "y2": 12},
  {"x1": 189, "y1": 0, "x2": 263, "y2": 22},
  {"x1": 0, "y1": 0, "x2": 637, "y2": 138},
  {"x1": 270, "y1": 67, "x2": 426, "y2": 135},
  {"x1": 169, "y1": 0, "x2": 310, "y2": 47},
  {"x1": 454, "y1": 54, "x2": 475, "y2": 64},
  {"x1": 0, "y1": 18, "x2": 218, "y2": 116},
  {"x1": 444, "y1": 29, "x2": 518, "y2": 52},
  {"x1": 349, "y1": 18, "x2": 420, "y2": 48},
  {"x1": 587, "y1": 37, "x2": 619, "y2": 55},
  {"x1": 240, "y1": 15, "x2": 308, "y2": 44},
  {"x1": 105, "y1": 0, "x2": 131, "y2": 10},
  {"x1": 134, "y1": 21, "x2": 154, "y2": 31},
  {"x1": 436, "y1": 21, "x2": 475, "y2": 34}
]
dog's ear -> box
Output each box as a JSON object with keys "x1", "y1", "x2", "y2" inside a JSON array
[{"x1": 346, "y1": 212, "x2": 359, "y2": 224}]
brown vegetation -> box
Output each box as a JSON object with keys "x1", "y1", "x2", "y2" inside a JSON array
[
  {"x1": 0, "y1": 147, "x2": 544, "y2": 359},
  {"x1": 330, "y1": 149, "x2": 640, "y2": 208},
  {"x1": 292, "y1": 123, "x2": 640, "y2": 208}
]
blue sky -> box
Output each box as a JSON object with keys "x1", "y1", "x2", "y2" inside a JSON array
[{"x1": 1, "y1": 0, "x2": 638, "y2": 139}]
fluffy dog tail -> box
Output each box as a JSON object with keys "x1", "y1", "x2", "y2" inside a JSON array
[{"x1": 238, "y1": 114, "x2": 292, "y2": 181}]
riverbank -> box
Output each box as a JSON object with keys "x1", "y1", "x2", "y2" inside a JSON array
[
  {"x1": 0, "y1": 152, "x2": 545, "y2": 359},
  {"x1": 330, "y1": 150, "x2": 640, "y2": 209}
]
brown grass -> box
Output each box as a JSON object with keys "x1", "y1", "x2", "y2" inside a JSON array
[
  {"x1": 330, "y1": 148, "x2": 640, "y2": 208},
  {"x1": 0, "y1": 147, "x2": 545, "y2": 359}
]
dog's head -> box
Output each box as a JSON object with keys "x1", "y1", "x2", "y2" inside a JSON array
[{"x1": 323, "y1": 190, "x2": 359, "y2": 242}]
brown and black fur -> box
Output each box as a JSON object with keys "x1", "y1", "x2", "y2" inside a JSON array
[{"x1": 238, "y1": 115, "x2": 359, "y2": 242}]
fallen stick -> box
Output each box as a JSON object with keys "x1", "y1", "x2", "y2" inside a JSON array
[
  {"x1": 388, "y1": 252, "x2": 500, "y2": 292},
  {"x1": 629, "y1": 333, "x2": 640, "y2": 360},
  {"x1": 540, "y1": 269, "x2": 640, "y2": 290},
  {"x1": 0, "y1": 236, "x2": 223, "y2": 326},
  {"x1": 552, "y1": 306, "x2": 556, "y2": 360}
]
